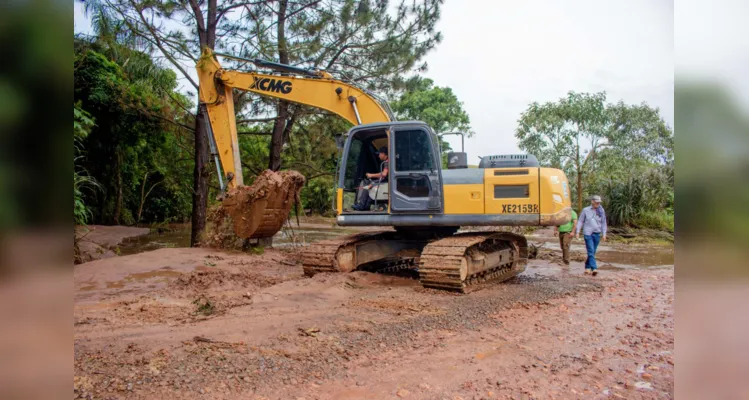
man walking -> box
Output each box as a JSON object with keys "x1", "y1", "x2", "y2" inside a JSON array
[
  {"x1": 554, "y1": 208, "x2": 578, "y2": 265},
  {"x1": 575, "y1": 195, "x2": 607, "y2": 276}
]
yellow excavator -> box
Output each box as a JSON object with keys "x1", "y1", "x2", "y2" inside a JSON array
[{"x1": 196, "y1": 48, "x2": 572, "y2": 292}]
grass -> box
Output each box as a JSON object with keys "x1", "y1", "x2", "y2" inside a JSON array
[
  {"x1": 608, "y1": 235, "x2": 673, "y2": 245},
  {"x1": 633, "y1": 211, "x2": 674, "y2": 232},
  {"x1": 192, "y1": 297, "x2": 215, "y2": 316}
]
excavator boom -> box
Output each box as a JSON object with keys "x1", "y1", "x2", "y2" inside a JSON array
[{"x1": 196, "y1": 48, "x2": 391, "y2": 188}]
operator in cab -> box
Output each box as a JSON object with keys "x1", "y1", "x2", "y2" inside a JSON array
[{"x1": 352, "y1": 146, "x2": 389, "y2": 211}]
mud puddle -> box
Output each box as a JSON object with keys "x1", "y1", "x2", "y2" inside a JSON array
[
  {"x1": 532, "y1": 238, "x2": 674, "y2": 268},
  {"x1": 596, "y1": 246, "x2": 675, "y2": 267},
  {"x1": 118, "y1": 226, "x2": 191, "y2": 255},
  {"x1": 105, "y1": 270, "x2": 184, "y2": 289},
  {"x1": 118, "y1": 220, "x2": 364, "y2": 255}
]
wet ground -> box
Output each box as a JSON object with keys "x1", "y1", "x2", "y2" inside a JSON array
[
  {"x1": 118, "y1": 222, "x2": 675, "y2": 269},
  {"x1": 74, "y1": 223, "x2": 674, "y2": 399},
  {"x1": 525, "y1": 229, "x2": 675, "y2": 270},
  {"x1": 118, "y1": 219, "x2": 372, "y2": 256},
  {"x1": 76, "y1": 225, "x2": 151, "y2": 262}
]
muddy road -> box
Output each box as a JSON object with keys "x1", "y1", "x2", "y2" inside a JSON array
[{"x1": 74, "y1": 227, "x2": 674, "y2": 399}]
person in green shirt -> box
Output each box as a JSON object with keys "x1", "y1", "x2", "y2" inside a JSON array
[{"x1": 554, "y1": 209, "x2": 578, "y2": 265}]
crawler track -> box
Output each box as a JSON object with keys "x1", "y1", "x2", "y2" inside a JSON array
[
  {"x1": 301, "y1": 231, "x2": 393, "y2": 276},
  {"x1": 302, "y1": 230, "x2": 528, "y2": 292},
  {"x1": 418, "y1": 232, "x2": 528, "y2": 292},
  {"x1": 358, "y1": 256, "x2": 420, "y2": 279}
]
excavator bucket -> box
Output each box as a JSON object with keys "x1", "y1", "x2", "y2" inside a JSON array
[{"x1": 204, "y1": 170, "x2": 305, "y2": 246}]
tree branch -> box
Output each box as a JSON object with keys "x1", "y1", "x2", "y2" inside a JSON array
[
  {"x1": 285, "y1": 1, "x2": 321, "y2": 20},
  {"x1": 187, "y1": 0, "x2": 207, "y2": 46},
  {"x1": 168, "y1": 92, "x2": 197, "y2": 117},
  {"x1": 131, "y1": 106, "x2": 196, "y2": 132},
  {"x1": 241, "y1": 161, "x2": 263, "y2": 176},
  {"x1": 325, "y1": 44, "x2": 349, "y2": 69},
  {"x1": 206, "y1": 0, "x2": 217, "y2": 48},
  {"x1": 236, "y1": 117, "x2": 277, "y2": 124},
  {"x1": 123, "y1": 0, "x2": 200, "y2": 89},
  {"x1": 216, "y1": 1, "x2": 264, "y2": 22}
]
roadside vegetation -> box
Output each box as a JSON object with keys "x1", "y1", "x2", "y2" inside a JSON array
[{"x1": 516, "y1": 91, "x2": 674, "y2": 231}]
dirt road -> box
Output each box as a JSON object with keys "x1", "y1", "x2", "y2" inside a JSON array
[{"x1": 74, "y1": 233, "x2": 673, "y2": 400}]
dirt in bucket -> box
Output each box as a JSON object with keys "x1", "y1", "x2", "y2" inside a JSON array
[{"x1": 202, "y1": 170, "x2": 305, "y2": 249}]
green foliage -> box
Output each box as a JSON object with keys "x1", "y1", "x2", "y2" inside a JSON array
[
  {"x1": 597, "y1": 166, "x2": 674, "y2": 229},
  {"x1": 634, "y1": 211, "x2": 674, "y2": 232},
  {"x1": 74, "y1": 37, "x2": 194, "y2": 225},
  {"x1": 600, "y1": 177, "x2": 642, "y2": 227},
  {"x1": 302, "y1": 177, "x2": 335, "y2": 216},
  {"x1": 238, "y1": 114, "x2": 342, "y2": 216},
  {"x1": 74, "y1": 172, "x2": 101, "y2": 225},
  {"x1": 85, "y1": 0, "x2": 444, "y2": 172},
  {"x1": 516, "y1": 91, "x2": 674, "y2": 212},
  {"x1": 74, "y1": 104, "x2": 100, "y2": 226},
  {"x1": 391, "y1": 77, "x2": 472, "y2": 134},
  {"x1": 74, "y1": 104, "x2": 95, "y2": 140}
]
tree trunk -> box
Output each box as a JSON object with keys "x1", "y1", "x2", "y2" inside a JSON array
[
  {"x1": 269, "y1": 103, "x2": 289, "y2": 171},
  {"x1": 137, "y1": 172, "x2": 149, "y2": 224},
  {"x1": 268, "y1": 0, "x2": 289, "y2": 172},
  {"x1": 190, "y1": 105, "x2": 210, "y2": 246},
  {"x1": 114, "y1": 151, "x2": 123, "y2": 225}
]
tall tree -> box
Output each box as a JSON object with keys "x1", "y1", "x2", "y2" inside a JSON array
[
  {"x1": 515, "y1": 91, "x2": 673, "y2": 211},
  {"x1": 82, "y1": 0, "x2": 257, "y2": 244}
]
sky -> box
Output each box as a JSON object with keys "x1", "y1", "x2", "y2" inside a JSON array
[
  {"x1": 418, "y1": 0, "x2": 674, "y2": 161},
  {"x1": 675, "y1": 0, "x2": 749, "y2": 106},
  {"x1": 74, "y1": 0, "x2": 675, "y2": 164}
]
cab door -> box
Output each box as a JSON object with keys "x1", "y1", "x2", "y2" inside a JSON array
[{"x1": 390, "y1": 126, "x2": 443, "y2": 213}]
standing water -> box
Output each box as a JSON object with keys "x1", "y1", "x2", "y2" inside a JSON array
[{"x1": 117, "y1": 219, "x2": 368, "y2": 255}]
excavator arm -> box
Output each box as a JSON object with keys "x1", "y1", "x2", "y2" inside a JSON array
[{"x1": 196, "y1": 48, "x2": 392, "y2": 188}]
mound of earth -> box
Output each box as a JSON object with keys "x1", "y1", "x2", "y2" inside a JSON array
[{"x1": 203, "y1": 170, "x2": 305, "y2": 249}]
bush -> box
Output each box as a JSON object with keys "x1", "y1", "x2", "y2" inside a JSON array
[
  {"x1": 599, "y1": 166, "x2": 674, "y2": 229},
  {"x1": 602, "y1": 177, "x2": 642, "y2": 227},
  {"x1": 633, "y1": 211, "x2": 674, "y2": 232},
  {"x1": 301, "y1": 177, "x2": 334, "y2": 216}
]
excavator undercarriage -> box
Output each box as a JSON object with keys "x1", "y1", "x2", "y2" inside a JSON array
[{"x1": 301, "y1": 229, "x2": 528, "y2": 292}]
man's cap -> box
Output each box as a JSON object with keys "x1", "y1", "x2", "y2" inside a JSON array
[
  {"x1": 590, "y1": 195, "x2": 602, "y2": 202},
  {"x1": 376, "y1": 146, "x2": 388, "y2": 155}
]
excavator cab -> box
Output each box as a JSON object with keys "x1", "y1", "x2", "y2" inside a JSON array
[{"x1": 338, "y1": 122, "x2": 444, "y2": 215}]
